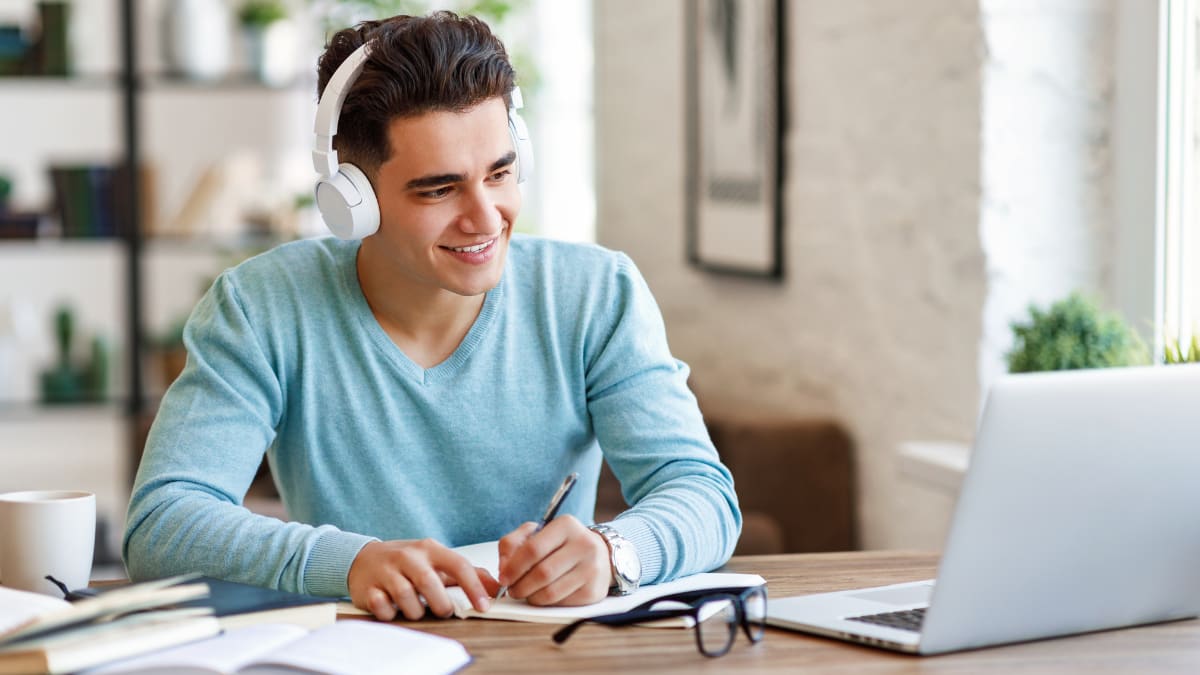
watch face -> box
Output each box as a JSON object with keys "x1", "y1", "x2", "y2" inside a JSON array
[{"x1": 614, "y1": 541, "x2": 641, "y2": 581}]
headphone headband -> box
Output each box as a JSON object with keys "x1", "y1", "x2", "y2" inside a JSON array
[{"x1": 312, "y1": 42, "x2": 373, "y2": 178}]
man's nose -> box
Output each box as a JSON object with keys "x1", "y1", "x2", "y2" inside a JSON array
[{"x1": 458, "y1": 187, "x2": 504, "y2": 234}]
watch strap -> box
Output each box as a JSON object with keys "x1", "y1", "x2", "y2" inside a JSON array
[{"x1": 590, "y1": 524, "x2": 641, "y2": 596}]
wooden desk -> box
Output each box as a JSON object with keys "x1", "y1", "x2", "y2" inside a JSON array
[{"x1": 396, "y1": 551, "x2": 1200, "y2": 673}]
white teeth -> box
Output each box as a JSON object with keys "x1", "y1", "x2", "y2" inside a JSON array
[{"x1": 448, "y1": 240, "x2": 493, "y2": 253}]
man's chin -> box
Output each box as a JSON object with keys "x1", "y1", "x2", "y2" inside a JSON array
[{"x1": 448, "y1": 268, "x2": 504, "y2": 298}]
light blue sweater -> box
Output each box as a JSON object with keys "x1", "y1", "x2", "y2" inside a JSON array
[{"x1": 123, "y1": 235, "x2": 741, "y2": 597}]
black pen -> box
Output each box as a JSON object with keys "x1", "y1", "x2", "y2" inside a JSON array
[{"x1": 496, "y1": 472, "x2": 579, "y2": 600}]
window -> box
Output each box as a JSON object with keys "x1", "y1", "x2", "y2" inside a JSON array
[
  {"x1": 1114, "y1": 0, "x2": 1200, "y2": 364},
  {"x1": 525, "y1": 0, "x2": 595, "y2": 242},
  {"x1": 1162, "y1": 0, "x2": 1200, "y2": 358}
]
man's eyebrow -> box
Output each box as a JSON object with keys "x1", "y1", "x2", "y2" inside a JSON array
[
  {"x1": 406, "y1": 172, "x2": 464, "y2": 190},
  {"x1": 489, "y1": 151, "x2": 517, "y2": 172},
  {"x1": 405, "y1": 152, "x2": 519, "y2": 191}
]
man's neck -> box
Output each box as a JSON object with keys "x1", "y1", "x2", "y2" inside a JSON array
[{"x1": 356, "y1": 246, "x2": 486, "y2": 370}]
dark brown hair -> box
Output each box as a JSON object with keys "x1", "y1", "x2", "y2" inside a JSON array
[{"x1": 317, "y1": 11, "x2": 515, "y2": 174}]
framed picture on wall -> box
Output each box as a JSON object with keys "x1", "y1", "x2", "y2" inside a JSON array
[{"x1": 685, "y1": 0, "x2": 785, "y2": 280}]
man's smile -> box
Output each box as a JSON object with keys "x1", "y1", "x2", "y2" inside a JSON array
[{"x1": 443, "y1": 238, "x2": 498, "y2": 254}]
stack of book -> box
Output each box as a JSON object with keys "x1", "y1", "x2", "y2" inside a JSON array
[
  {"x1": 0, "y1": 575, "x2": 219, "y2": 674},
  {"x1": 0, "y1": 575, "x2": 349, "y2": 674},
  {"x1": 47, "y1": 165, "x2": 128, "y2": 239}
]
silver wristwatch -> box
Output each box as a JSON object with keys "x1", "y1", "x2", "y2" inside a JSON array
[{"x1": 590, "y1": 524, "x2": 641, "y2": 596}]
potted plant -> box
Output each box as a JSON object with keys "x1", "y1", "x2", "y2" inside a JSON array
[
  {"x1": 304, "y1": 1, "x2": 527, "y2": 45},
  {"x1": 1164, "y1": 333, "x2": 1200, "y2": 364},
  {"x1": 238, "y1": 0, "x2": 299, "y2": 86},
  {"x1": 1006, "y1": 292, "x2": 1149, "y2": 372},
  {"x1": 0, "y1": 173, "x2": 11, "y2": 211},
  {"x1": 163, "y1": 0, "x2": 233, "y2": 81}
]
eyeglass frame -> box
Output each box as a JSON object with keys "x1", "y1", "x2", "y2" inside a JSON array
[{"x1": 551, "y1": 584, "x2": 768, "y2": 658}]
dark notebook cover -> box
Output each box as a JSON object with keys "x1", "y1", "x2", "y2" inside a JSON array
[
  {"x1": 74, "y1": 576, "x2": 336, "y2": 628},
  {"x1": 175, "y1": 577, "x2": 334, "y2": 618}
]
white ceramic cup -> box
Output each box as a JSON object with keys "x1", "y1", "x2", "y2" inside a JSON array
[{"x1": 0, "y1": 490, "x2": 95, "y2": 596}]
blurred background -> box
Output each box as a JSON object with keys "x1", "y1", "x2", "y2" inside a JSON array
[{"x1": 0, "y1": 0, "x2": 1196, "y2": 570}]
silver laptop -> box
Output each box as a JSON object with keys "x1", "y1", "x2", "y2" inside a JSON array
[{"x1": 766, "y1": 365, "x2": 1200, "y2": 654}]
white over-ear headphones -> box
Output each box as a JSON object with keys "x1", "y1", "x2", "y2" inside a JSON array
[{"x1": 312, "y1": 41, "x2": 534, "y2": 240}]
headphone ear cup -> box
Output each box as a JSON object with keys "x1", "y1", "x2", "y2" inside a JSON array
[
  {"x1": 508, "y1": 108, "x2": 534, "y2": 184},
  {"x1": 315, "y1": 163, "x2": 380, "y2": 239}
]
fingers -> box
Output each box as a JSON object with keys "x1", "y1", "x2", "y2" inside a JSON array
[
  {"x1": 441, "y1": 554, "x2": 492, "y2": 612},
  {"x1": 498, "y1": 520, "x2": 559, "y2": 593},
  {"x1": 520, "y1": 547, "x2": 590, "y2": 606},
  {"x1": 440, "y1": 567, "x2": 501, "y2": 600},
  {"x1": 360, "y1": 587, "x2": 398, "y2": 621},
  {"x1": 475, "y1": 567, "x2": 502, "y2": 597},
  {"x1": 379, "y1": 568, "x2": 427, "y2": 620},
  {"x1": 502, "y1": 515, "x2": 612, "y2": 606},
  {"x1": 498, "y1": 521, "x2": 539, "y2": 565},
  {"x1": 346, "y1": 539, "x2": 494, "y2": 621}
]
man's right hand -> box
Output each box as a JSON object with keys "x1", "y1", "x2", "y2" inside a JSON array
[{"x1": 347, "y1": 539, "x2": 497, "y2": 621}]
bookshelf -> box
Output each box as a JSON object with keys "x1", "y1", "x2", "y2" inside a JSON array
[{"x1": 0, "y1": 0, "x2": 317, "y2": 558}]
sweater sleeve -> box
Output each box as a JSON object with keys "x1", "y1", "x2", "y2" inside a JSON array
[
  {"x1": 122, "y1": 272, "x2": 375, "y2": 597},
  {"x1": 584, "y1": 254, "x2": 742, "y2": 584}
]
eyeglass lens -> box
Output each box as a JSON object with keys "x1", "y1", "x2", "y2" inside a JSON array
[
  {"x1": 744, "y1": 586, "x2": 767, "y2": 641},
  {"x1": 696, "y1": 596, "x2": 739, "y2": 657}
]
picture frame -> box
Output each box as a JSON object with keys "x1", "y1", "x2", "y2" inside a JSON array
[{"x1": 685, "y1": 0, "x2": 786, "y2": 280}]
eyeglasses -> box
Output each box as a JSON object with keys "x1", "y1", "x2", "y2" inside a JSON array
[{"x1": 552, "y1": 585, "x2": 767, "y2": 658}]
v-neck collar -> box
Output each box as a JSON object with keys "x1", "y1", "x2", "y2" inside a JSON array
[{"x1": 338, "y1": 241, "x2": 505, "y2": 385}]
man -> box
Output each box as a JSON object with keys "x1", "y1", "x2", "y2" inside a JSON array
[{"x1": 123, "y1": 12, "x2": 741, "y2": 621}]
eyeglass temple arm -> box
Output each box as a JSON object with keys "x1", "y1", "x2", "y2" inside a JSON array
[
  {"x1": 627, "y1": 586, "x2": 765, "y2": 612},
  {"x1": 552, "y1": 607, "x2": 697, "y2": 644}
]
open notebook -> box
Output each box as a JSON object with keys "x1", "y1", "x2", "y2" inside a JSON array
[
  {"x1": 82, "y1": 622, "x2": 470, "y2": 675},
  {"x1": 337, "y1": 541, "x2": 765, "y2": 626}
]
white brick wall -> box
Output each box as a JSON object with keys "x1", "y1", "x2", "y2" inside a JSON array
[
  {"x1": 596, "y1": 0, "x2": 1119, "y2": 548},
  {"x1": 979, "y1": 0, "x2": 1117, "y2": 398}
]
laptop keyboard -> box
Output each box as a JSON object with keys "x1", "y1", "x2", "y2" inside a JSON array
[{"x1": 846, "y1": 607, "x2": 926, "y2": 632}]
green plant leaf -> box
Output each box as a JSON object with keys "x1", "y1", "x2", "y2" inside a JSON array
[
  {"x1": 239, "y1": 0, "x2": 288, "y2": 27},
  {"x1": 1006, "y1": 292, "x2": 1149, "y2": 373}
]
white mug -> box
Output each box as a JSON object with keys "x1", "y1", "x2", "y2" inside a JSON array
[{"x1": 0, "y1": 490, "x2": 95, "y2": 596}]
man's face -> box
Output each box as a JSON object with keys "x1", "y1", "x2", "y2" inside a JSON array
[{"x1": 367, "y1": 97, "x2": 521, "y2": 298}]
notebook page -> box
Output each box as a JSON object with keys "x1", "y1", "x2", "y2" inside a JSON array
[
  {"x1": 2, "y1": 576, "x2": 210, "y2": 645},
  {"x1": 0, "y1": 586, "x2": 71, "y2": 636},
  {"x1": 451, "y1": 571, "x2": 767, "y2": 625},
  {"x1": 83, "y1": 623, "x2": 306, "y2": 675},
  {"x1": 450, "y1": 541, "x2": 499, "y2": 577},
  {"x1": 240, "y1": 621, "x2": 470, "y2": 675}
]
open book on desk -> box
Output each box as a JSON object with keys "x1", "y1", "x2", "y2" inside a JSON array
[
  {"x1": 337, "y1": 540, "x2": 766, "y2": 626},
  {"x1": 83, "y1": 621, "x2": 471, "y2": 675}
]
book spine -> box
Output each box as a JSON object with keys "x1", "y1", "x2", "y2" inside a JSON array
[
  {"x1": 35, "y1": 1, "x2": 69, "y2": 77},
  {"x1": 68, "y1": 168, "x2": 90, "y2": 238},
  {"x1": 89, "y1": 166, "x2": 116, "y2": 238},
  {"x1": 48, "y1": 165, "x2": 126, "y2": 239},
  {"x1": 48, "y1": 166, "x2": 73, "y2": 237}
]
